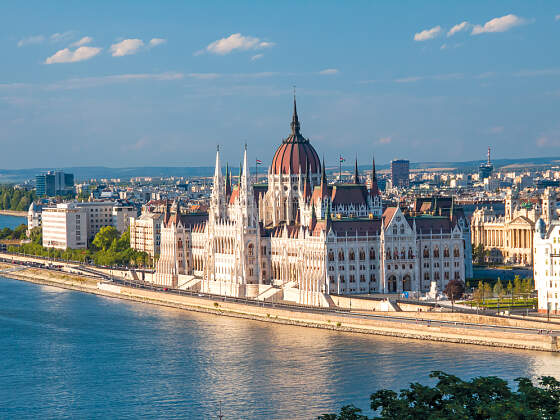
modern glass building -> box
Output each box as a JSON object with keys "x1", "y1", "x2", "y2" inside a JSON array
[
  {"x1": 35, "y1": 170, "x2": 74, "y2": 197},
  {"x1": 391, "y1": 159, "x2": 410, "y2": 188}
]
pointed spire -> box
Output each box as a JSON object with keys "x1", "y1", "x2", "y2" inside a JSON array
[
  {"x1": 214, "y1": 145, "x2": 222, "y2": 179},
  {"x1": 238, "y1": 161, "x2": 242, "y2": 186},
  {"x1": 225, "y1": 163, "x2": 232, "y2": 196},
  {"x1": 309, "y1": 200, "x2": 317, "y2": 230},
  {"x1": 353, "y1": 157, "x2": 360, "y2": 184},
  {"x1": 303, "y1": 161, "x2": 312, "y2": 201},
  {"x1": 320, "y1": 156, "x2": 328, "y2": 198},
  {"x1": 370, "y1": 155, "x2": 380, "y2": 197},
  {"x1": 290, "y1": 88, "x2": 301, "y2": 135}
]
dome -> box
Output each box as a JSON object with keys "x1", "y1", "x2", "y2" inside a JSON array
[{"x1": 270, "y1": 98, "x2": 321, "y2": 175}]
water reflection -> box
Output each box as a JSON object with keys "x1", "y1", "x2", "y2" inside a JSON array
[{"x1": 2, "y1": 276, "x2": 560, "y2": 419}]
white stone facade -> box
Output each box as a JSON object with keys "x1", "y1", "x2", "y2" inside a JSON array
[
  {"x1": 42, "y1": 203, "x2": 87, "y2": 249},
  {"x1": 534, "y1": 218, "x2": 560, "y2": 314}
]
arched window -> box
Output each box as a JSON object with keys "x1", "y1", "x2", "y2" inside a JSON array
[
  {"x1": 349, "y1": 250, "x2": 355, "y2": 261},
  {"x1": 435, "y1": 272, "x2": 440, "y2": 280},
  {"x1": 424, "y1": 272, "x2": 430, "y2": 281},
  {"x1": 248, "y1": 243, "x2": 254, "y2": 256},
  {"x1": 400, "y1": 225, "x2": 405, "y2": 235},
  {"x1": 394, "y1": 248, "x2": 399, "y2": 259},
  {"x1": 359, "y1": 250, "x2": 365, "y2": 261},
  {"x1": 453, "y1": 246, "x2": 460, "y2": 258},
  {"x1": 386, "y1": 249, "x2": 392, "y2": 260},
  {"x1": 408, "y1": 247, "x2": 414, "y2": 259},
  {"x1": 328, "y1": 251, "x2": 334, "y2": 262},
  {"x1": 338, "y1": 250, "x2": 345, "y2": 261},
  {"x1": 370, "y1": 248, "x2": 376, "y2": 260},
  {"x1": 423, "y1": 247, "x2": 429, "y2": 258},
  {"x1": 392, "y1": 225, "x2": 398, "y2": 235},
  {"x1": 400, "y1": 248, "x2": 406, "y2": 259},
  {"x1": 444, "y1": 246, "x2": 450, "y2": 258},
  {"x1": 434, "y1": 246, "x2": 440, "y2": 258}
]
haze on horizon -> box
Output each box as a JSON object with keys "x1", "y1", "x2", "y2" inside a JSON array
[{"x1": 1, "y1": 1, "x2": 559, "y2": 170}]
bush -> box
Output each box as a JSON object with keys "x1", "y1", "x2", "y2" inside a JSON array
[{"x1": 443, "y1": 279, "x2": 465, "y2": 300}]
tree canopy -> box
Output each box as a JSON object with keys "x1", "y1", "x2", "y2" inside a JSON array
[{"x1": 319, "y1": 371, "x2": 560, "y2": 420}]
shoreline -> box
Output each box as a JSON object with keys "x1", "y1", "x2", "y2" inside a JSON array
[
  {"x1": 0, "y1": 210, "x2": 27, "y2": 217},
  {"x1": 0, "y1": 262, "x2": 559, "y2": 353}
]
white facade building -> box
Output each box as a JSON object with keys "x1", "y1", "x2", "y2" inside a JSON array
[
  {"x1": 42, "y1": 203, "x2": 87, "y2": 249},
  {"x1": 129, "y1": 212, "x2": 163, "y2": 257},
  {"x1": 154, "y1": 99, "x2": 472, "y2": 304},
  {"x1": 534, "y1": 218, "x2": 560, "y2": 314}
]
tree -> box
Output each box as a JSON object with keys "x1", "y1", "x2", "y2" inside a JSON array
[
  {"x1": 92, "y1": 226, "x2": 120, "y2": 251},
  {"x1": 320, "y1": 371, "x2": 560, "y2": 419},
  {"x1": 514, "y1": 275, "x2": 523, "y2": 295},
  {"x1": 483, "y1": 282, "x2": 493, "y2": 298},
  {"x1": 443, "y1": 280, "x2": 465, "y2": 300},
  {"x1": 493, "y1": 278, "x2": 504, "y2": 298},
  {"x1": 507, "y1": 280, "x2": 513, "y2": 296}
]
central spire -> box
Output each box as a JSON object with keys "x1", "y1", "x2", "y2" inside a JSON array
[{"x1": 290, "y1": 89, "x2": 301, "y2": 135}]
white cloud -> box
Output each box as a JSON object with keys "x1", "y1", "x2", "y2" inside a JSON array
[
  {"x1": 17, "y1": 35, "x2": 45, "y2": 47},
  {"x1": 45, "y1": 46, "x2": 102, "y2": 64},
  {"x1": 149, "y1": 38, "x2": 166, "y2": 47},
  {"x1": 395, "y1": 76, "x2": 423, "y2": 83},
  {"x1": 472, "y1": 14, "x2": 527, "y2": 35},
  {"x1": 447, "y1": 21, "x2": 470, "y2": 37},
  {"x1": 50, "y1": 31, "x2": 75, "y2": 43},
  {"x1": 379, "y1": 136, "x2": 392, "y2": 144},
  {"x1": 319, "y1": 68, "x2": 339, "y2": 75},
  {"x1": 414, "y1": 26, "x2": 442, "y2": 41},
  {"x1": 555, "y1": 14, "x2": 560, "y2": 21},
  {"x1": 45, "y1": 72, "x2": 185, "y2": 90},
  {"x1": 251, "y1": 54, "x2": 264, "y2": 61},
  {"x1": 71, "y1": 36, "x2": 93, "y2": 47},
  {"x1": 110, "y1": 39, "x2": 145, "y2": 56},
  {"x1": 187, "y1": 73, "x2": 221, "y2": 80},
  {"x1": 202, "y1": 33, "x2": 274, "y2": 55}
]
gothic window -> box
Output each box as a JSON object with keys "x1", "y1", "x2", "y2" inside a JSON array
[
  {"x1": 392, "y1": 225, "x2": 398, "y2": 235},
  {"x1": 370, "y1": 274, "x2": 376, "y2": 282},
  {"x1": 328, "y1": 251, "x2": 334, "y2": 262},
  {"x1": 370, "y1": 248, "x2": 376, "y2": 259},
  {"x1": 423, "y1": 247, "x2": 429, "y2": 258},
  {"x1": 340, "y1": 275, "x2": 346, "y2": 283},
  {"x1": 359, "y1": 250, "x2": 365, "y2": 261},
  {"x1": 444, "y1": 271, "x2": 450, "y2": 280},
  {"x1": 424, "y1": 272, "x2": 430, "y2": 281},
  {"x1": 338, "y1": 250, "x2": 345, "y2": 261},
  {"x1": 349, "y1": 275, "x2": 356, "y2": 283},
  {"x1": 453, "y1": 246, "x2": 460, "y2": 258},
  {"x1": 360, "y1": 274, "x2": 366, "y2": 282},
  {"x1": 444, "y1": 247, "x2": 450, "y2": 258},
  {"x1": 393, "y1": 248, "x2": 399, "y2": 259},
  {"x1": 454, "y1": 271, "x2": 460, "y2": 279},
  {"x1": 408, "y1": 247, "x2": 414, "y2": 259},
  {"x1": 386, "y1": 250, "x2": 392, "y2": 260},
  {"x1": 434, "y1": 246, "x2": 440, "y2": 258},
  {"x1": 400, "y1": 248, "x2": 406, "y2": 259},
  {"x1": 400, "y1": 225, "x2": 405, "y2": 235},
  {"x1": 249, "y1": 268, "x2": 253, "y2": 276},
  {"x1": 435, "y1": 272, "x2": 440, "y2": 280},
  {"x1": 248, "y1": 243, "x2": 254, "y2": 257},
  {"x1": 262, "y1": 246, "x2": 267, "y2": 256},
  {"x1": 349, "y1": 250, "x2": 355, "y2": 261}
]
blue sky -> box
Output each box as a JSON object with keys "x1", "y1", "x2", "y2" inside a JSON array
[{"x1": 1, "y1": 1, "x2": 559, "y2": 169}]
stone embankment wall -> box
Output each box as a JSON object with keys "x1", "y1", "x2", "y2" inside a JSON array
[{"x1": 0, "y1": 261, "x2": 558, "y2": 353}]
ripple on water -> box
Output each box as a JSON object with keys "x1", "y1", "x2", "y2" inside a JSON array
[{"x1": 2, "y1": 276, "x2": 560, "y2": 419}]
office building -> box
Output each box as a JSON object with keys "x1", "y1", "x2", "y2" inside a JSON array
[
  {"x1": 35, "y1": 170, "x2": 75, "y2": 197},
  {"x1": 391, "y1": 159, "x2": 410, "y2": 188}
]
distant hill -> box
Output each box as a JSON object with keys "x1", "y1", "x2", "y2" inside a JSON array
[{"x1": 2, "y1": 156, "x2": 560, "y2": 183}]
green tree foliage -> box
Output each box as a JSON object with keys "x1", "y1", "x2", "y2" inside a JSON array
[
  {"x1": 11, "y1": 228, "x2": 152, "y2": 268},
  {"x1": 514, "y1": 275, "x2": 523, "y2": 295},
  {"x1": 319, "y1": 371, "x2": 560, "y2": 420},
  {"x1": 92, "y1": 226, "x2": 120, "y2": 251},
  {"x1": 472, "y1": 244, "x2": 486, "y2": 265},
  {"x1": 507, "y1": 280, "x2": 513, "y2": 295},
  {"x1": 0, "y1": 186, "x2": 35, "y2": 211},
  {"x1": 443, "y1": 279, "x2": 465, "y2": 300},
  {"x1": 0, "y1": 224, "x2": 28, "y2": 240},
  {"x1": 493, "y1": 278, "x2": 504, "y2": 298}
]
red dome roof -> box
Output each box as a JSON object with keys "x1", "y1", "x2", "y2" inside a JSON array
[{"x1": 270, "y1": 99, "x2": 321, "y2": 175}]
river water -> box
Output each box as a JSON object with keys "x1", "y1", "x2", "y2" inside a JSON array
[
  {"x1": 1, "y1": 277, "x2": 560, "y2": 419},
  {"x1": 0, "y1": 214, "x2": 26, "y2": 230}
]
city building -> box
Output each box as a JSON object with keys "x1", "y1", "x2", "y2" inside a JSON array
[
  {"x1": 391, "y1": 159, "x2": 410, "y2": 188},
  {"x1": 471, "y1": 189, "x2": 555, "y2": 265},
  {"x1": 35, "y1": 170, "x2": 75, "y2": 197},
  {"x1": 42, "y1": 203, "x2": 87, "y2": 249},
  {"x1": 41, "y1": 201, "x2": 137, "y2": 249},
  {"x1": 153, "y1": 99, "x2": 472, "y2": 304},
  {"x1": 129, "y1": 212, "x2": 163, "y2": 257},
  {"x1": 27, "y1": 202, "x2": 42, "y2": 231},
  {"x1": 534, "y1": 218, "x2": 560, "y2": 314},
  {"x1": 478, "y1": 147, "x2": 494, "y2": 180}
]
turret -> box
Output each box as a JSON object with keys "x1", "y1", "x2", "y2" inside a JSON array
[{"x1": 353, "y1": 157, "x2": 360, "y2": 184}]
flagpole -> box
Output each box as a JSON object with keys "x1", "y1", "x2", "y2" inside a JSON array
[
  {"x1": 255, "y1": 157, "x2": 258, "y2": 184},
  {"x1": 339, "y1": 156, "x2": 342, "y2": 182}
]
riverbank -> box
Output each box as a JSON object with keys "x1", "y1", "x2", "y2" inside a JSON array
[
  {"x1": 0, "y1": 210, "x2": 27, "y2": 217},
  {"x1": 1, "y1": 261, "x2": 559, "y2": 353}
]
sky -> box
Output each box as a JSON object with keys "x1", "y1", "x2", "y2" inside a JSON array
[{"x1": 1, "y1": 1, "x2": 559, "y2": 170}]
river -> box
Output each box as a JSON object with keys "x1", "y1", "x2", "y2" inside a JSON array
[
  {"x1": 0, "y1": 214, "x2": 26, "y2": 230},
  {"x1": 1, "y1": 277, "x2": 560, "y2": 419}
]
